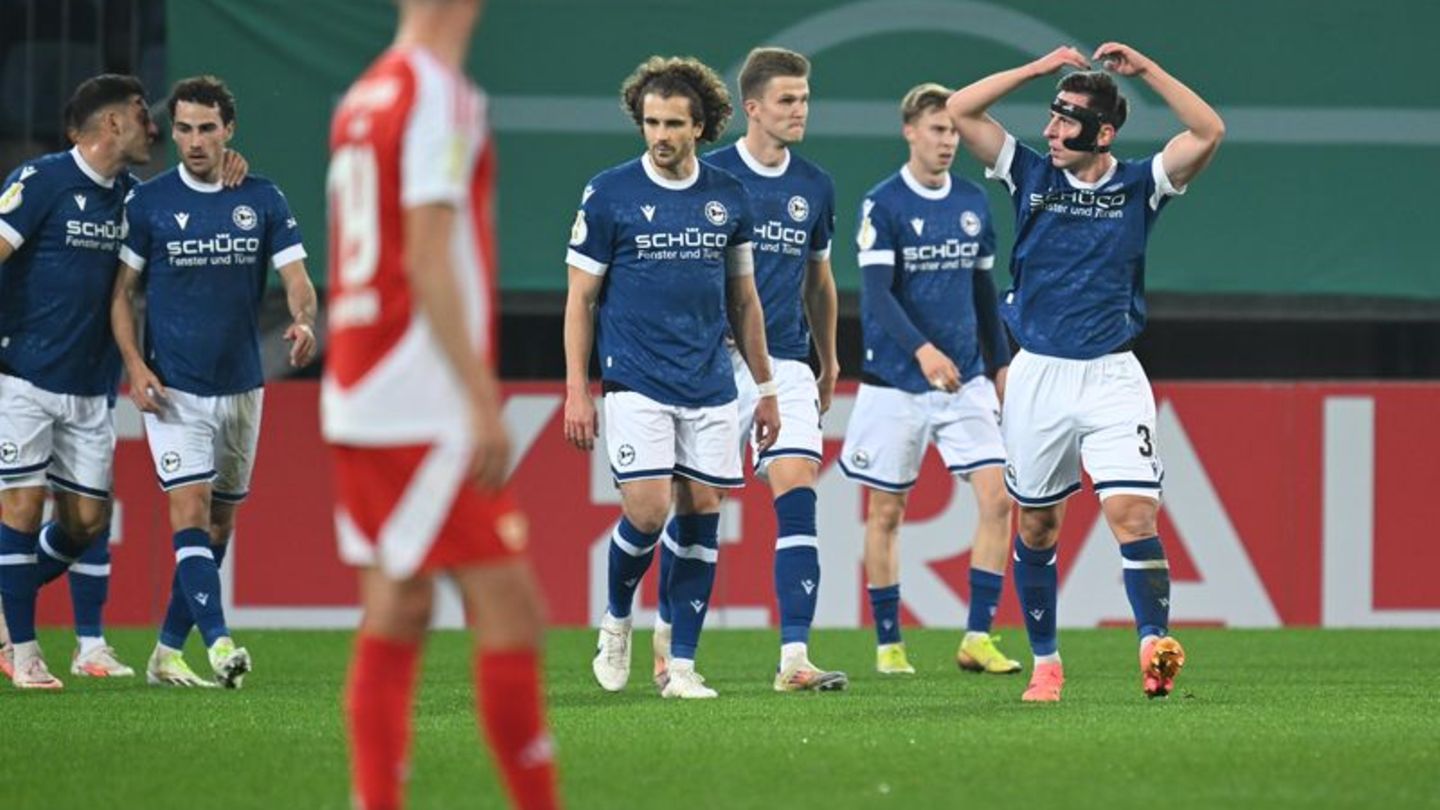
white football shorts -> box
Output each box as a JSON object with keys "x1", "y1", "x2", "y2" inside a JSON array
[
  {"x1": 143, "y1": 387, "x2": 264, "y2": 503},
  {"x1": 603, "y1": 389, "x2": 742, "y2": 489},
  {"x1": 838, "y1": 377, "x2": 1006, "y2": 492},
  {"x1": 0, "y1": 372, "x2": 115, "y2": 498},
  {"x1": 731, "y1": 347, "x2": 823, "y2": 477},
  {"x1": 1001, "y1": 349, "x2": 1163, "y2": 507}
]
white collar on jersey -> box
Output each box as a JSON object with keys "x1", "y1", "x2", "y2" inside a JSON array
[
  {"x1": 179, "y1": 164, "x2": 224, "y2": 194},
  {"x1": 69, "y1": 146, "x2": 115, "y2": 188},
  {"x1": 734, "y1": 138, "x2": 789, "y2": 178},
  {"x1": 900, "y1": 163, "x2": 951, "y2": 200},
  {"x1": 1062, "y1": 155, "x2": 1118, "y2": 190},
  {"x1": 641, "y1": 152, "x2": 699, "y2": 190}
]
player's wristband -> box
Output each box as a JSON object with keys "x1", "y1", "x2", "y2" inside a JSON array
[{"x1": 756, "y1": 380, "x2": 779, "y2": 398}]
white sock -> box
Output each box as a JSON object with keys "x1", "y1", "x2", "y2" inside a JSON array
[
  {"x1": 670, "y1": 657, "x2": 695, "y2": 672},
  {"x1": 13, "y1": 639, "x2": 40, "y2": 660},
  {"x1": 77, "y1": 635, "x2": 106, "y2": 657},
  {"x1": 1140, "y1": 634, "x2": 1160, "y2": 653},
  {"x1": 157, "y1": 641, "x2": 183, "y2": 656},
  {"x1": 780, "y1": 641, "x2": 808, "y2": 668},
  {"x1": 1034, "y1": 652, "x2": 1061, "y2": 665}
]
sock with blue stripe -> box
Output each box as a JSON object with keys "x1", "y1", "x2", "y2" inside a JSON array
[
  {"x1": 69, "y1": 530, "x2": 113, "y2": 640},
  {"x1": 0, "y1": 525, "x2": 40, "y2": 644},
  {"x1": 967, "y1": 568, "x2": 1004, "y2": 634},
  {"x1": 1013, "y1": 535, "x2": 1059, "y2": 656},
  {"x1": 160, "y1": 541, "x2": 228, "y2": 649},
  {"x1": 774, "y1": 487, "x2": 820, "y2": 646},
  {"x1": 36, "y1": 522, "x2": 87, "y2": 586},
  {"x1": 606, "y1": 517, "x2": 659, "y2": 620},
  {"x1": 1120, "y1": 535, "x2": 1171, "y2": 641},
  {"x1": 655, "y1": 516, "x2": 678, "y2": 625},
  {"x1": 666, "y1": 513, "x2": 719, "y2": 661},
  {"x1": 173, "y1": 527, "x2": 229, "y2": 646},
  {"x1": 868, "y1": 584, "x2": 902, "y2": 645}
]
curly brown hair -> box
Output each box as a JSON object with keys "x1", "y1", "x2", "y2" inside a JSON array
[{"x1": 620, "y1": 56, "x2": 732, "y2": 143}]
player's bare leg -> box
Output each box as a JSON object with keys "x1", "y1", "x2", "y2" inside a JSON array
[
  {"x1": 0, "y1": 486, "x2": 62, "y2": 688},
  {"x1": 1016, "y1": 503, "x2": 1065, "y2": 701},
  {"x1": 456, "y1": 559, "x2": 559, "y2": 808},
  {"x1": 957, "y1": 467, "x2": 1021, "y2": 674},
  {"x1": 594, "y1": 477, "x2": 670, "y2": 692},
  {"x1": 864, "y1": 488, "x2": 914, "y2": 674},
  {"x1": 767, "y1": 457, "x2": 846, "y2": 691},
  {"x1": 1102, "y1": 493, "x2": 1183, "y2": 697}
]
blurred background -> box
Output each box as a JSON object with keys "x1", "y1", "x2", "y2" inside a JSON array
[{"x1": 3, "y1": 0, "x2": 1436, "y2": 630}]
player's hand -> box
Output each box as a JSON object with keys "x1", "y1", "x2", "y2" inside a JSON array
[
  {"x1": 563, "y1": 387, "x2": 598, "y2": 451},
  {"x1": 1030, "y1": 46, "x2": 1091, "y2": 78},
  {"x1": 1093, "y1": 42, "x2": 1152, "y2": 77},
  {"x1": 816, "y1": 364, "x2": 839, "y2": 415},
  {"x1": 284, "y1": 322, "x2": 316, "y2": 367},
  {"x1": 127, "y1": 363, "x2": 168, "y2": 414},
  {"x1": 994, "y1": 365, "x2": 1009, "y2": 404},
  {"x1": 468, "y1": 401, "x2": 511, "y2": 491},
  {"x1": 752, "y1": 394, "x2": 781, "y2": 454},
  {"x1": 219, "y1": 148, "x2": 249, "y2": 187},
  {"x1": 915, "y1": 343, "x2": 961, "y2": 393}
]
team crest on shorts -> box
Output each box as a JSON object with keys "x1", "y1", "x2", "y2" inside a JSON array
[
  {"x1": 161, "y1": 451, "x2": 182, "y2": 474},
  {"x1": 787, "y1": 195, "x2": 809, "y2": 222},
  {"x1": 232, "y1": 205, "x2": 258, "y2": 231},
  {"x1": 850, "y1": 449, "x2": 870, "y2": 470},
  {"x1": 1005, "y1": 463, "x2": 1017, "y2": 484},
  {"x1": 704, "y1": 200, "x2": 728, "y2": 226},
  {"x1": 0, "y1": 441, "x2": 18, "y2": 465},
  {"x1": 960, "y1": 210, "x2": 982, "y2": 237},
  {"x1": 616, "y1": 444, "x2": 637, "y2": 467},
  {"x1": 495, "y1": 512, "x2": 529, "y2": 552}
]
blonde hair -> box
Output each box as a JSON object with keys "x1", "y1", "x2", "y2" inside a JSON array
[{"x1": 900, "y1": 82, "x2": 952, "y2": 124}]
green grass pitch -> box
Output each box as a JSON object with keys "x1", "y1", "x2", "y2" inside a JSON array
[{"x1": 6, "y1": 628, "x2": 1438, "y2": 809}]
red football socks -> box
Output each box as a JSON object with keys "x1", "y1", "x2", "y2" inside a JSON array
[
  {"x1": 477, "y1": 648, "x2": 560, "y2": 810},
  {"x1": 346, "y1": 634, "x2": 421, "y2": 810}
]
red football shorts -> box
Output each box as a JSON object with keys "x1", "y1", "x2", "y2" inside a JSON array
[{"x1": 331, "y1": 442, "x2": 526, "y2": 578}]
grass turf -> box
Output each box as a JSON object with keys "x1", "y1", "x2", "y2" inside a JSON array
[{"x1": 4, "y1": 628, "x2": 1438, "y2": 809}]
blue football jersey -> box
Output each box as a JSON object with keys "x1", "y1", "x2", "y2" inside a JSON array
[
  {"x1": 566, "y1": 154, "x2": 754, "y2": 407},
  {"x1": 987, "y1": 133, "x2": 1184, "y2": 359},
  {"x1": 119, "y1": 166, "x2": 306, "y2": 396},
  {"x1": 703, "y1": 141, "x2": 834, "y2": 361},
  {"x1": 856, "y1": 166, "x2": 997, "y2": 393},
  {"x1": 0, "y1": 148, "x2": 135, "y2": 396}
]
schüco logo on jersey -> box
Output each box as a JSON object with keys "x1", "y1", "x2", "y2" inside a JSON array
[
  {"x1": 1029, "y1": 188, "x2": 1128, "y2": 212},
  {"x1": 65, "y1": 219, "x2": 125, "y2": 241},
  {"x1": 165, "y1": 233, "x2": 262, "y2": 267},
  {"x1": 902, "y1": 239, "x2": 979, "y2": 265}
]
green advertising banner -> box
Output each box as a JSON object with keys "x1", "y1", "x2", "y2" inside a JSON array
[{"x1": 170, "y1": 0, "x2": 1439, "y2": 300}]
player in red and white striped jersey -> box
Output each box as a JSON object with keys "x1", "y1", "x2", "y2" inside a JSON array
[{"x1": 323, "y1": 1, "x2": 557, "y2": 807}]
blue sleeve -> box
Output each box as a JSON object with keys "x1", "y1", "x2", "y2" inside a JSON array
[
  {"x1": 858, "y1": 197, "x2": 926, "y2": 355},
  {"x1": 0, "y1": 164, "x2": 62, "y2": 250},
  {"x1": 119, "y1": 188, "x2": 151, "y2": 271},
  {"x1": 730, "y1": 183, "x2": 754, "y2": 246},
  {"x1": 565, "y1": 180, "x2": 615, "y2": 275},
  {"x1": 265, "y1": 184, "x2": 306, "y2": 269},
  {"x1": 810, "y1": 173, "x2": 835, "y2": 258},
  {"x1": 972, "y1": 269, "x2": 1011, "y2": 373}
]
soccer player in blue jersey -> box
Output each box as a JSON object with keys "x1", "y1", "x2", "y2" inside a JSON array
[
  {"x1": 646, "y1": 47, "x2": 847, "y2": 693},
  {"x1": 0, "y1": 74, "x2": 158, "y2": 688},
  {"x1": 111, "y1": 75, "x2": 317, "y2": 688},
  {"x1": 563, "y1": 56, "x2": 780, "y2": 699},
  {"x1": 947, "y1": 44, "x2": 1225, "y2": 701},
  {"x1": 838, "y1": 84, "x2": 1019, "y2": 677}
]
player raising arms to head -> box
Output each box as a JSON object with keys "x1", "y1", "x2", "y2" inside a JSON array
[
  {"x1": 564, "y1": 55, "x2": 779, "y2": 699},
  {"x1": 112, "y1": 75, "x2": 316, "y2": 689},
  {"x1": 649, "y1": 47, "x2": 847, "y2": 693},
  {"x1": 324, "y1": 0, "x2": 558, "y2": 807},
  {"x1": 839, "y1": 83, "x2": 1018, "y2": 678},
  {"x1": 947, "y1": 44, "x2": 1224, "y2": 701}
]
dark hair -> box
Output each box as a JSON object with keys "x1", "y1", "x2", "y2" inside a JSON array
[
  {"x1": 738, "y1": 47, "x2": 810, "y2": 102},
  {"x1": 167, "y1": 75, "x2": 237, "y2": 126},
  {"x1": 64, "y1": 74, "x2": 146, "y2": 135},
  {"x1": 901, "y1": 82, "x2": 952, "y2": 124},
  {"x1": 1056, "y1": 71, "x2": 1128, "y2": 129},
  {"x1": 620, "y1": 56, "x2": 732, "y2": 143}
]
